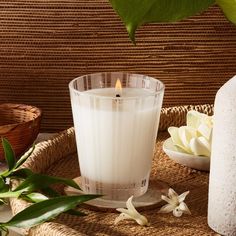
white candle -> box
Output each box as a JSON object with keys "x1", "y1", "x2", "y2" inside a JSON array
[{"x1": 69, "y1": 73, "x2": 164, "y2": 200}]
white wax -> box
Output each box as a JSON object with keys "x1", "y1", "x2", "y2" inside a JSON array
[
  {"x1": 71, "y1": 88, "x2": 161, "y2": 186},
  {"x1": 82, "y1": 88, "x2": 155, "y2": 98}
]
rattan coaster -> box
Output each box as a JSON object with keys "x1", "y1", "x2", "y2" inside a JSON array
[{"x1": 65, "y1": 177, "x2": 169, "y2": 209}]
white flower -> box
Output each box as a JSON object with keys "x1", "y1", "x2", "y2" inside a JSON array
[
  {"x1": 168, "y1": 110, "x2": 213, "y2": 157},
  {"x1": 114, "y1": 196, "x2": 150, "y2": 226},
  {"x1": 159, "y1": 188, "x2": 191, "y2": 217}
]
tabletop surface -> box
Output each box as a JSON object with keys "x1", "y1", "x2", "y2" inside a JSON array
[{"x1": 10, "y1": 127, "x2": 216, "y2": 236}]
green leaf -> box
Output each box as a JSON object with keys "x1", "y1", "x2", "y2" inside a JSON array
[
  {"x1": 8, "y1": 168, "x2": 34, "y2": 179},
  {"x1": 1, "y1": 195, "x2": 100, "y2": 228},
  {"x1": 1, "y1": 138, "x2": 15, "y2": 171},
  {"x1": 2, "y1": 145, "x2": 35, "y2": 178},
  {"x1": 23, "y1": 192, "x2": 48, "y2": 203},
  {"x1": 41, "y1": 187, "x2": 60, "y2": 197},
  {"x1": 0, "y1": 226, "x2": 8, "y2": 236},
  {"x1": 109, "y1": 0, "x2": 214, "y2": 42},
  {"x1": 14, "y1": 144, "x2": 35, "y2": 169},
  {"x1": 40, "y1": 188, "x2": 86, "y2": 216},
  {"x1": 14, "y1": 173, "x2": 81, "y2": 193},
  {"x1": 0, "y1": 191, "x2": 22, "y2": 199},
  {"x1": 0, "y1": 177, "x2": 8, "y2": 193},
  {"x1": 66, "y1": 209, "x2": 86, "y2": 217},
  {"x1": 0, "y1": 198, "x2": 8, "y2": 206},
  {"x1": 216, "y1": 0, "x2": 236, "y2": 24},
  {"x1": 24, "y1": 192, "x2": 86, "y2": 216}
]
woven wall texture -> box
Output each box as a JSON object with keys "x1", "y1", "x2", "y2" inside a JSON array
[{"x1": 0, "y1": 1, "x2": 236, "y2": 131}]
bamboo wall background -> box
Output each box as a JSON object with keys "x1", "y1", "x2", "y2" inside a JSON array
[{"x1": 0, "y1": 1, "x2": 236, "y2": 131}]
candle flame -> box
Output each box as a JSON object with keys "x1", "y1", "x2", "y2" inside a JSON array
[{"x1": 115, "y1": 79, "x2": 122, "y2": 93}]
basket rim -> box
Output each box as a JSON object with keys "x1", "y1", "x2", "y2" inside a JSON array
[{"x1": 0, "y1": 103, "x2": 42, "y2": 128}]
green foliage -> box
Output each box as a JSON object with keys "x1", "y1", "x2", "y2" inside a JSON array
[
  {"x1": 216, "y1": 0, "x2": 236, "y2": 24},
  {"x1": 14, "y1": 173, "x2": 81, "y2": 192},
  {"x1": 109, "y1": 0, "x2": 236, "y2": 43},
  {"x1": 0, "y1": 138, "x2": 100, "y2": 233},
  {"x1": 1, "y1": 195, "x2": 99, "y2": 229},
  {"x1": 2, "y1": 138, "x2": 16, "y2": 171}
]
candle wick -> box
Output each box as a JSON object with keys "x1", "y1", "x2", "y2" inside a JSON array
[{"x1": 116, "y1": 94, "x2": 121, "y2": 98}]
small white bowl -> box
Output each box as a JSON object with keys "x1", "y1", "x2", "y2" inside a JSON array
[{"x1": 163, "y1": 138, "x2": 210, "y2": 171}]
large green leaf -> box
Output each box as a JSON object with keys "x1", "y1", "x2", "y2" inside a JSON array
[
  {"x1": 216, "y1": 0, "x2": 236, "y2": 24},
  {"x1": 23, "y1": 192, "x2": 86, "y2": 216},
  {"x1": 109, "y1": 0, "x2": 214, "y2": 42},
  {"x1": 14, "y1": 173, "x2": 81, "y2": 192},
  {"x1": 1, "y1": 195, "x2": 100, "y2": 228}
]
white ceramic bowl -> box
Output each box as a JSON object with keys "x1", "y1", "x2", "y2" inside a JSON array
[{"x1": 163, "y1": 138, "x2": 210, "y2": 171}]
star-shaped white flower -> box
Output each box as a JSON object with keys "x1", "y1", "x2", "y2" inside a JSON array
[
  {"x1": 114, "y1": 196, "x2": 150, "y2": 226},
  {"x1": 159, "y1": 188, "x2": 191, "y2": 217}
]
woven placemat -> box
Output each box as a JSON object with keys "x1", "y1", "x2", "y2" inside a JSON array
[{"x1": 10, "y1": 104, "x2": 215, "y2": 236}]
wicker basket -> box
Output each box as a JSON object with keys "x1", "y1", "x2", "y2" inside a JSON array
[{"x1": 0, "y1": 103, "x2": 42, "y2": 160}]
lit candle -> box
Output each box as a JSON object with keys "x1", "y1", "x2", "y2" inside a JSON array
[{"x1": 69, "y1": 72, "x2": 164, "y2": 201}]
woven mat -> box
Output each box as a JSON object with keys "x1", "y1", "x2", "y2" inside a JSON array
[{"x1": 10, "y1": 104, "x2": 216, "y2": 236}]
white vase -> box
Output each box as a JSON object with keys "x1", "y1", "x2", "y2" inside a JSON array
[{"x1": 208, "y1": 75, "x2": 236, "y2": 236}]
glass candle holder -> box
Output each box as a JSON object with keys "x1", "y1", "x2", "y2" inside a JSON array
[{"x1": 69, "y1": 72, "x2": 164, "y2": 202}]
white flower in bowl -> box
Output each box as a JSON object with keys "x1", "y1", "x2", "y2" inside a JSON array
[{"x1": 168, "y1": 110, "x2": 213, "y2": 157}]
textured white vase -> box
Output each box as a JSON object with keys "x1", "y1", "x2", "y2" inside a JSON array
[{"x1": 208, "y1": 75, "x2": 236, "y2": 236}]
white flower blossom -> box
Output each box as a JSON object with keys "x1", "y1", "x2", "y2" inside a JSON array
[
  {"x1": 168, "y1": 110, "x2": 213, "y2": 157},
  {"x1": 159, "y1": 188, "x2": 191, "y2": 217},
  {"x1": 114, "y1": 196, "x2": 150, "y2": 226}
]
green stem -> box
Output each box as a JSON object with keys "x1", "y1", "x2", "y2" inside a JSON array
[
  {"x1": 0, "y1": 191, "x2": 22, "y2": 199},
  {"x1": 0, "y1": 170, "x2": 9, "y2": 178},
  {"x1": 0, "y1": 225, "x2": 9, "y2": 236}
]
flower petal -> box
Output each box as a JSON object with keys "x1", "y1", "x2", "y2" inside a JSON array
[
  {"x1": 187, "y1": 110, "x2": 201, "y2": 129},
  {"x1": 161, "y1": 195, "x2": 173, "y2": 204},
  {"x1": 136, "y1": 215, "x2": 150, "y2": 226},
  {"x1": 178, "y1": 190, "x2": 190, "y2": 202},
  {"x1": 167, "y1": 188, "x2": 179, "y2": 206},
  {"x1": 178, "y1": 126, "x2": 197, "y2": 150},
  {"x1": 179, "y1": 202, "x2": 191, "y2": 215},
  {"x1": 159, "y1": 203, "x2": 175, "y2": 213},
  {"x1": 114, "y1": 213, "x2": 133, "y2": 225},
  {"x1": 161, "y1": 195, "x2": 179, "y2": 207},
  {"x1": 168, "y1": 188, "x2": 178, "y2": 198},
  {"x1": 115, "y1": 196, "x2": 150, "y2": 226},
  {"x1": 173, "y1": 207, "x2": 183, "y2": 217},
  {"x1": 189, "y1": 137, "x2": 211, "y2": 157},
  {"x1": 197, "y1": 123, "x2": 212, "y2": 140},
  {"x1": 116, "y1": 208, "x2": 131, "y2": 215},
  {"x1": 198, "y1": 136, "x2": 211, "y2": 155},
  {"x1": 168, "y1": 127, "x2": 189, "y2": 152},
  {"x1": 126, "y1": 196, "x2": 139, "y2": 216},
  {"x1": 201, "y1": 114, "x2": 213, "y2": 128}
]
